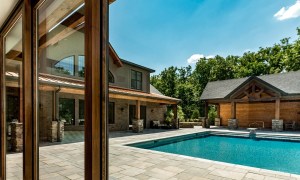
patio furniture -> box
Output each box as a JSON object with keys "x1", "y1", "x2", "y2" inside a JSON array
[
  {"x1": 150, "y1": 120, "x2": 170, "y2": 129},
  {"x1": 285, "y1": 121, "x2": 296, "y2": 130}
]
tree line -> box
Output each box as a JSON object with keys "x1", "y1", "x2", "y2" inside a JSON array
[{"x1": 151, "y1": 27, "x2": 300, "y2": 120}]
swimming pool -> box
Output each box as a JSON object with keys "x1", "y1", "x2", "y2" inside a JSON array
[{"x1": 129, "y1": 133, "x2": 300, "y2": 175}]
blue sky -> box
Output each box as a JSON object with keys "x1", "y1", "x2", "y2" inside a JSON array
[{"x1": 109, "y1": 0, "x2": 300, "y2": 74}]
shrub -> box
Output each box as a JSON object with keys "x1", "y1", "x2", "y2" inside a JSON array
[
  {"x1": 191, "y1": 109, "x2": 200, "y2": 119},
  {"x1": 165, "y1": 109, "x2": 174, "y2": 125},
  {"x1": 208, "y1": 106, "x2": 217, "y2": 125},
  {"x1": 177, "y1": 106, "x2": 185, "y2": 122}
]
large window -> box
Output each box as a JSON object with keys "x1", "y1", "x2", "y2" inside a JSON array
[
  {"x1": 54, "y1": 56, "x2": 75, "y2": 75},
  {"x1": 131, "y1": 70, "x2": 142, "y2": 90},
  {"x1": 108, "y1": 102, "x2": 115, "y2": 124}
]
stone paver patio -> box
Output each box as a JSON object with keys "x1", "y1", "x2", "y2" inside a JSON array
[{"x1": 6, "y1": 128, "x2": 300, "y2": 179}]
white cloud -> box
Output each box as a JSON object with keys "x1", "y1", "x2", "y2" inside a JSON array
[
  {"x1": 187, "y1": 54, "x2": 214, "y2": 64},
  {"x1": 274, "y1": 0, "x2": 300, "y2": 21}
]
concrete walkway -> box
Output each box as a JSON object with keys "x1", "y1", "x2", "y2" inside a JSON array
[{"x1": 6, "y1": 128, "x2": 300, "y2": 179}]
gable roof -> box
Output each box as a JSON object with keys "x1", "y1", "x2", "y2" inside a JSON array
[{"x1": 200, "y1": 70, "x2": 300, "y2": 100}]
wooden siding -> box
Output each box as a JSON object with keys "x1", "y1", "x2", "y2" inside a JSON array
[{"x1": 220, "y1": 101, "x2": 300, "y2": 128}]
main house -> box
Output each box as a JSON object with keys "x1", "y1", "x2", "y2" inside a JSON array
[
  {"x1": 6, "y1": 42, "x2": 180, "y2": 147},
  {"x1": 200, "y1": 71, "x2": 300, "y2": 130}
]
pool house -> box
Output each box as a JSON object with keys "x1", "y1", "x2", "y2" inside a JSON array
[{"x1": 201, "y1": 70, "x2": 300, "y2": 130}]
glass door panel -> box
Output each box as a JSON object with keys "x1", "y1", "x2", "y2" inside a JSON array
[
  {"x1": 3, "y1": 16, "x2": 23, "y2": 180},
  {"x1": 36, "y1": 0, "x2": 85, "y2": 179}
]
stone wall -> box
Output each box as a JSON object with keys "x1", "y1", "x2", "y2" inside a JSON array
[
  {"x1": 39, "y1": 91, "x2": 53, "y2": 141},
  {"x1": 179, "y1": 122, "x2": 202, "y2": 128},
  {"x1": 146, "y1": 102, "x2": 167, "y2": 128},
  {"x1": 48, "y1": 121, "x2": 64, "y2": 142},
  {"x1": 108, "y1": 99, "x2": 130, "y2": 131},
  {"x1": 10, "y1": 122, "x2": 23, "y2": 152}
]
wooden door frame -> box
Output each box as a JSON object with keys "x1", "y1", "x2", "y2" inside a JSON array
[{"x1": 0, "y1": 3, "x2": 23, "y2": 179}]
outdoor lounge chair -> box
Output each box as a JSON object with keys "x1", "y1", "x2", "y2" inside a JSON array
[{"x1": 285, "y1": 121, "x2": 296, "y2": 130}]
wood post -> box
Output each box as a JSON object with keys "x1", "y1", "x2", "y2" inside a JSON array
[
  {"x1": 216, "y1": 104, "x2": 220, "y2": 118},
  {"x1": 135, "y1": 100, "x2": 140, "y2": 119},
  {"x1": 275, "y1": 99, "x2": 280, "y2": 119},
  {"x1": 84, "y1": 0, "x2": 109, "y2": 179},
  {"x1": 231, "y1": 101, "x2": 236, "y2": 119},
  {"x1": 204, "y1": 101, "x2": 208, "y2": 118},
  {"x1": 24, "y1": 0, "x2": 38, "y2": 179}
]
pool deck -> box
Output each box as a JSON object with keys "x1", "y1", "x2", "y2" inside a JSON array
[
  {"x1": 109, "y1": 128, "x2": 300, "y2": 180},
  {"x1": 6, "y1": 128, "x2": 300, "y2": 180}
]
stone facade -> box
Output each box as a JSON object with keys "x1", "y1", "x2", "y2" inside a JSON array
[
  {"x1": 132, "y1": 119, "x2": 143, "y2": 132},
  {"x1": 10, "y1": 122, "x2": 23, "y2": 152},
  {"x1": 272, "y1": 119, "x2": 283, "y2": 132},
  {"x1": 179, "y1": 122, "x2": 202, "y2": 128},
  {"x1": 228, "y1": 119, "x2": 239, "y2": 129},
  {"x1": 48, "y1": 121, "x2": 64, "y2": 142},
  {"x1": 215, "y1": 118, "x2": 221, "y2": 126}
]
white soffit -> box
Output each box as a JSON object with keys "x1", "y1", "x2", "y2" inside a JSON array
[{"x1": 0, "y1": 0, "x2": 19, "y2": 29}]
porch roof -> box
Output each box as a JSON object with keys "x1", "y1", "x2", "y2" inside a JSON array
[{"x1": 6, "y1": 72, "x2": 180, "y2": 104}]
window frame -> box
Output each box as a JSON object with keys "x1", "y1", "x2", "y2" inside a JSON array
[
  {"x1": 53, "y1": 55, "x2": 76, "y2": 76},
  {"x1": 131, "y1": 69, "x2": 142, "y2": 90}
]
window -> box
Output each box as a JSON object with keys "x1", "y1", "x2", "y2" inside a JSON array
[
  {"x1": 59, "y1": 98, "x2": 75, "y2": 125},
  {"x1": 54, "y1": 56, "x2": 75, "y2": 75},
  {"x1": 108, "y1": 102, "x2": 115, "y2": 124},
  {"x1": 79, "y1": 100, "x2": 84, "y2": 119},
  {"x1": 131, "y1": 70, "x2": 142, "y2": 90},
  {"x1": 109, "y1": 71, "x2": 114, "y2": 83},
  {"x1": 78, "y1": 55, "x2": 85, "y2": 77}
]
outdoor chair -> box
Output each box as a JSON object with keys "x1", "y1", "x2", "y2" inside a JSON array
[
  {"x1": 150, "y1": 120, "x2": 171, "y2": 129},
  {"x1": 285, "y1": 121, "x2": 296, "y2": 130}
]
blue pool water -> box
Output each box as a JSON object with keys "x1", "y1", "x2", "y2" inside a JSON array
[{"x1": 131, "y1": 135, "x2": 300, "y2": 174}]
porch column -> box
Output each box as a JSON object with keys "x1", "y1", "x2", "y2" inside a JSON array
[
  {"x1": 135, "y1": 100, "x2": 140, "y2": 119},
  {"x1": 231, "y1": 101, "x2": 236, "y2": 119},
  {"x1": 172, "y1": 104, "x2": 178, "y2": 129},
  {"x1": 275, "y1": 99, "x2": 280, "y2": 119},
  {"x1": 204, "y1": 101, "x2": 209, "y2": 118},
  {"x1": 216, "y1": 104, "x2": 220, "y2": 118}
]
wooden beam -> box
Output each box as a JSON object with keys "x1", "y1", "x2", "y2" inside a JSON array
[
  {"x1": 38, "y1": 0, "x2": 83, "y2": 37},
  {"x1": 39, "y1": 16, "x2": 84, "y2": 49},
  {"x1": 109, "y1": 93, "x2": 178, "y2": 105},
  {"x1": 135, "y1": 100, "x2": 140, "y2": 119},
  {"x1": 275, "y1": 99, "x2": 280, "y2": 119},
  {"x1": 5, "y1": 50, "x2": 22, "y2": 61},
  {"x1": 84, "y1": 0, "x2": 108, "y2": 179},
  {"x1": 231, "y1": 101, "x2": 236, "y2": 119}
]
